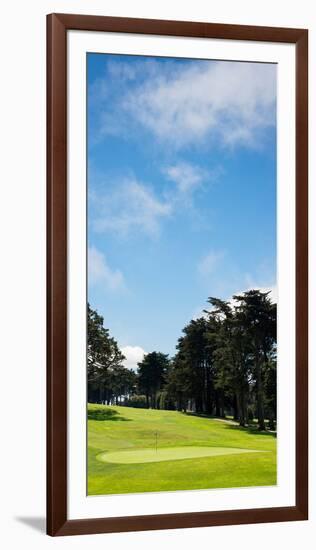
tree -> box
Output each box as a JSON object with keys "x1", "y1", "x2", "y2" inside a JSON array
[
  {"x1": 174, "y1": 318, "x2": 212, "y2": 413},
  {"x1": 137, "y1": 352, "x2": 169, "y2": 408},
  {"x1": 263, "y1": 359, "x2": 277, "y2": 430},
  {"x1": 107, "y1": 365, "x2": 137, "y2": 405},
  {"x1": 233, "y1": 290, "x2": 276, "y2": 430},
  {"x1": 164, "y1": 353, "x2": 192, "y2": 412},
  {"x1": 87, "y1": 304, "x2": 125, "y2": 403},
  {"x1": 206, "y1": 298, "x2": 252, "y2": 425}
]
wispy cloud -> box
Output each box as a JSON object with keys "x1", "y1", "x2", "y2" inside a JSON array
[
  {"x1": 90, "y1": 160, "x2": 220, "y2": 239},
  {"x1": 107, "y1": 58, "x2": 163, "y2": 82},
  {"x1": 88, "y1": 246, "x2": 125, "y2": 291},
  {"x1": 198, "y1": 250, "x2": 225, "y2": 278},
  {"x1": 91, "y1": 177, "x2": 172, "y2": 238},
  {"x1": 121, "y1": 345, "x2": 147, "y2": 371},
  {"x1": 124, "y1": 61, "x2": 276, "y2": 149},
  {"x1": 93, "y1": 59, "x2": 276, "y2": 151},
  {"x1": 161, "y1": 163, "x2": 224, "y2": 225},
  {"x1": 164, "y1": 162, "x2": 207, "y2": 194}
]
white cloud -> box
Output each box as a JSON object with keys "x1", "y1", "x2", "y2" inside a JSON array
[
  {"x1": 164, "y1": 162, "x2": 206, "y2": 194},
  {"x1": 121, "y1": 345, "x2": 147, "y2": 371},
  {"x1": 88, "y1": 246, "x2": 125, "y2": 290},
  {"x1": 198, "y1": 250, "x2": 225, "y2": 278},
  {"x1": 107, "y1": 60, "x2": 138, "y2": 81},
  {"x1": 121, "y1": 60, "x2": 276, "y2": 149},
  {"x1": 92, "y1": 178, "x2": 172, "y2": 237},
  {"x1": 90, "y1": 161, "x2": 223, "y2": 238},
  {"x1": 107, "y1": 58, "x2": 163, "y2": 82},
  {"x1": 164, "y1": 162, "x2": 223, "y2": 196}
]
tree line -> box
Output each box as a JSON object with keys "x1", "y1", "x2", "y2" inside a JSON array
[{"x1": 87, "y1": 289, "x2": 276, "y2": 430}]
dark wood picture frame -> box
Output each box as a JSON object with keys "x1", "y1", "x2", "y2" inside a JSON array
[{"x1": 47, "y1": 13, "x2": 308, "y2": 536}]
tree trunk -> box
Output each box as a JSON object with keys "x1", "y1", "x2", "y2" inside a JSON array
[
  {"x1": 256, "y1": 359, "x2": 266, "y2": 430},
  {"x1": 215, "y1": 390, "x2": 221, "y2": 417},
  {"x1": 205, "y1": 366, "x2": 213, "y2": 414},
  {"x1": 237, "y1": 391, "x2": 245, "y2": 426},
  {"x1": 233, "y1": 394, "x2": 239, "y2": 421},
  {"x1": 99, "y1": 384, "x2": 104, "y2": 404},
  {"x1": 268, "y1": 415, "x2": 275, "y2": 430},
  {"x1": 219, "y1": 392, "x2": 225, "y2": 418},
  {"x1": 196, "y1": 394, "x2": 203, "y2": 413}
]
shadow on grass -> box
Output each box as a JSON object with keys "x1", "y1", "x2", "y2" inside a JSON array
[
  {"x1": 182, "y1": 411, "x2": 216, "y2": 420},
  {"x1": 224, "y1": 424, "x2": 277, "y2": 438},
  {"x1": 88, "y1": 408, "x2": 131, "y2": 422},
  {"x1": 182, "y1": 411, "x2": 276, "y2": 437}
]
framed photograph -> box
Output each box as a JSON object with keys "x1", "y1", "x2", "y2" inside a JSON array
[{"x1": 47, "y1": 13, "x2": 308, "y2": 536}]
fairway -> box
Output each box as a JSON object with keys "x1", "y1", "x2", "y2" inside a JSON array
[
  {"x1": 88, "y1": 404, "x2": 277, "y2": 495},
  {"x1": 97, "y1": 446, "x2": 262, "y2": 464}
]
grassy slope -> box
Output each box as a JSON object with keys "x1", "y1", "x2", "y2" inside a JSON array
[{"x1": 88, "y1": 404, "x2": 277, "y2": 495}]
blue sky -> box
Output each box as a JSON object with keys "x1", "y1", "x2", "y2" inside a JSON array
[{"x1": 87, "y1": 53, "x2": 276, "y2": 370}]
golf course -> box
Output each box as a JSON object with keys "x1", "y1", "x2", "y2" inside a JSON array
[{"x1": 88, "y1": 404, "x2": 276, "y2": 495}]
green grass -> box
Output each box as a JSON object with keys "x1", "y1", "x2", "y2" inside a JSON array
[{"x1": 88, "y1": 404, "x2": 277, "y2": 495}]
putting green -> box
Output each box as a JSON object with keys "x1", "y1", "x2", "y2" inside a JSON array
[{"x1": 97, "y1": 446, "x2": 262, "y2": 464}]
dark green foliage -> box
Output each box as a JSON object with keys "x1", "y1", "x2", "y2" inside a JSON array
[
  {"x1": 87, "y1": 303, "x2": 136, "y2": 405},
  {"x1": 232, "y1": 291, "x2": 276, "y2": 430},
  {"x1": 137, "y1": 352, "x2": 170, "y2": 408},
  {"x1": 87, "y1": 408, "x2": 130, "y2": 421},
  {"x1": 123, "y1": 395, "x2": 149, "y2": 408}
]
